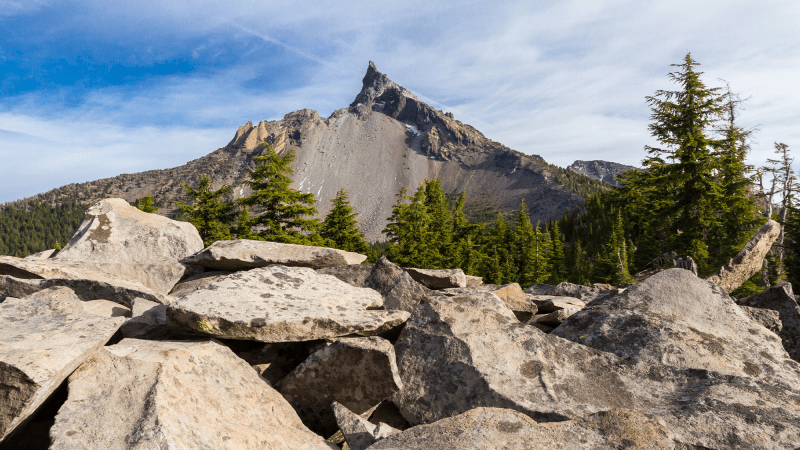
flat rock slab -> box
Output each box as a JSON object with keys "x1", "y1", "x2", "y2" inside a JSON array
[
  {"x1": 366, "y1": 407, "x2": 673, "y2": 450},
  {"x1": 708, "y1": 219, "x2": 781, "y2": 293},
  {"x1": 49, "y1": 339, "x2": 335, "y2": 450},
  {"x1": 552, "y1": 269, "x2": 800, "y2": 391},
  {"x1": 333, "y1": 401, "x2": 398, "y2": 450},
  {"x1": 527, "y1": 295, "x2": 586, "y2": 313},
  {"x1": 524, "y1": 283, "x2": 556, "y2": 295},
  {"x1": 54, "y1": 198, "x2": 203, "y2": 263},
  {"x1": 548, "y1": 282, "x2": 601, "y2": 302},
  {"x1": 318, "y1": 264, "x2": 374, "y2": 288},
  {"x1": 444, "y1": 283, "x2": 536, "y2": 313},
  {"x1": 404, "y1": 267, "x2": 466, "y2": 289},
  {"x1": 0, "y1": 287, "x2": 124, "y2": 443},
  {"x1": 384, "y1": 272, "x2": 430, "y2": 312},
  {"x1": 392, "y1": 291, "x2": 800, "y2": 449},
  {"x1": 529, "y1": 307, "x2": 580, "y2": 326},
  {"x1": 276, "y1": 336, "x2": 402, "y2": 437},
  {"x1": 738, "y1": 282, "x2": 800, "y2": 362},
  {"x1": 168, "y1": 265, "x2": 409, "y2": 342},
  {"x1": 181, "y1": 239, "x2": 367, "y2": 271}
]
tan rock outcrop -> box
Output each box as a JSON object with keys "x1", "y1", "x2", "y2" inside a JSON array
[
  {"x1": 737, "y1": 282, "x2": 800, "y2": 362},
  {"x1": 383, "y1": 272, "x2": 430, "y2": 312},
  {"x1": 405, "y1": 267, "x2": 466, "y2": 289},
  {"x1": 707, "y1": 219, "x2": 781, "y2": 293},
  {"x1": 317, "y1": 263, "x2": 374, "y2": 288}
]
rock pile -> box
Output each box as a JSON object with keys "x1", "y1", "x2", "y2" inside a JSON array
[{"x1": 2, "y1": 198, "x2": 800, "y2": 449}]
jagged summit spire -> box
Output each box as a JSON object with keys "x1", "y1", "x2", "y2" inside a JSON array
[{"x1": 350, "y1": 61, "x2": 417, "y2": 109}]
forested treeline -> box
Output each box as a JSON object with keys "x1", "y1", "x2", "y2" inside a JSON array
[{"x1": 0, "y1": 201, "x2": 87, "y2": 257}]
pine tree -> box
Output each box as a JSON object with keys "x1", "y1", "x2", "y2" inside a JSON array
[
  {"x1": 321, "y1": 188, "x2": 369, "y2": 254},
  {"x1": 531, "y1": 221, "x2": 551, "y2": 284},
  {"x1": 548, "y1": 222, "x2": 567, "y2": 284},
  {"x1": 239, "y1": 144, "x2": 322, "y2": 245},
  {"x1": 512, "y1": 200, "x2": 535, "y2": 288},
  {"x1": 423, "y1": 179, "x2": 453, "y2": 268},
  {"x1": 174, "y1": 175, "x2": 238, "y2": 246},
  {"x1": 384, "y1": 186, "x2": 437, "y2": 268},
  {"x1": 136, "y1": 194, "x2": 158, "y2": 213}
]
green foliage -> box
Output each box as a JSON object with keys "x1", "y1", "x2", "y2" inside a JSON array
[
  {"x1": 174, "y1": 175, "x2": 239, "y2": 246},
  {"x1": 0, "y1": 201, "x2": 86, "y2": 257},
  {"x1": 135, "y1": 194, "x2": 159, "y2": 213},
  {"x1": 784, "y1": 205, "x2": 800, "y2": 288},
  {"x1": 321, "y1": 189, "x2": 369, "y2": 254}
]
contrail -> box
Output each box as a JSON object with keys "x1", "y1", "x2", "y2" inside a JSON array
[{"x1": 237, "y1": 25, "x2": 345, "y2": 74}]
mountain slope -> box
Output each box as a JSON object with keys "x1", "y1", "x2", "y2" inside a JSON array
[{"x1": 567, "y1": 160, "x2": 638, "y2": 187}]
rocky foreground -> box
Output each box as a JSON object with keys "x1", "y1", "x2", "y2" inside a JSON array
[{"x1": 2, "y1": 199, "x2": 799, "y2": 449}]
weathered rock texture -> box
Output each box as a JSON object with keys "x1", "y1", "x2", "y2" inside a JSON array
[
  {"x1": 707, "y1": 219, "x2": 781, "y2": 293},
  {"x1": 405, "y1": 267, "x2": 466, "y2": 289},
  {"x1": 49, "y1": 339, "x2": 335, "y2": 450},
  {"x1": 167, "y1": 265, "x2": 409, "y2": 342},
  {"x1": 233, "y1": 341, "x2": 310, "y2": 385},
  {"x1": 392, "y1": 291, "x2": 800, "y2": 449},
  {"x1": 276, "y1": 337, "x2": 402, "y2": 437},
  {"x1": 0, "y1": 287, "x2": 124, "y2": 443},
  {"x1": 383, "y1": 272, "x2": 430, "y2": 312},
  {"x1": 444, "y1": 283, "x2": 536, "y2": 313},
  {"x1": 548, "y1": 282, "x2": 601, "y2": 302},
  {"x1": 552, "y1": 269, "x2": 800, "y2": 390},
  {"x1": 366, "y1": 407, "x2": 673, "y2": 450},
  {"x1": 737, "y1": 282, "x2": 800, "y2": 362},
  {"x1": 528, "y1": 295, "x2": 586, "y2": 313},
  {"x1": 741, "y1": 305, "x2": 783, "y2": 334},
  {"x1": 530, "y1": 307, "x2": 580, "y2": 326},
  {"x1": 317, "y1": 263, "x2": 374, "y2": 288},
  {"x1": 182, "y1": 239, "x2": 367, "y2": 271},
  {"x1": 524, "y1": 283, "x2": 556, "y2": 295},
  {"x1": 567, "y1": 160, "x2": 639, "y2": 187},
  {"x1": 332, "y1": 401, "x2": 398, "y2": 450},
  {"x1": 364, "y1": 256, "x2": 404, "y2": 296}
]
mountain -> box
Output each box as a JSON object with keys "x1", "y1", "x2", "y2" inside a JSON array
[
  {"x1": 566, "y1": 160, "x2": 638, "y2": 187},
  {"x1": 2, "y1": 62, "x2": 608, "y2": 243}
]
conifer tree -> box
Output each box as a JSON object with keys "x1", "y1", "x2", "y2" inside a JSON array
[
  {"x1": 384, "y1": 186, "x2": 437, "y2": 268},
  {"x1": 548, "y1": 222, "x2": 567, "y2": 284},
  {"x1": 512, "y1": 200, "x2": 536, "y2": 288},
  {"x1": 174, "y1": 175, "x2": 237, "y2": 246},
  {"x1": 136, "y1": 194, "x2": 158, "y2": 213},
  {"x1": 424, "y1": 179, "x2": 454, "y2": 268},
  {"x1": 239, "y1": 144, "x2": 323, "y2": 245},
  {"x1": 531, "y1": 221, "x2": 551, "y2": 284},
  {"x1": 321, "y1": 188, "x2": 369, "y2": 254}
]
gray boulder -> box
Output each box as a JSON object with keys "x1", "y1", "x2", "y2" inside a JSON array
[
  {"x1": 528, "y1": 295, "x2": 586, "y2": 313},
  {"x1": 49, "y1": 339, "x2": 336, "y2": 450},
  {"x1": 24, "y1": 249, "x2": 56, "y2": 259},
  {"x1": 318, "y1": 263, "x2": 374, "y2": 288},
  {"x1": 167, "y1": 270, "x2": 229, "y2": 297},
  {"x1": 741, "y1": 305, "x2": 783, "y2": 334},
  {"x1": 464, "y1": 275, "x2": 483, "y2": 287},
  {"x1": 332, "y1": 401, "x2": 398, "y2": 450},
  {"x1": 737, "y1": 282, "x2": 800, "y2": 362},
  {"x1": 552, "y1": 269, "x2": 800, "y2": 391},
  {"x1": 167, "y1": 265, "x2": 408, "y2": 342},
  {"x1": 549, "y1": 282, "x2": 601, "y2": 302},
  {"x1": 524, "y1": 283, "x2": 556, "y2": 295},
  {"x1": 529, "y1": 307, "x2": 580, "y2": 327},
  {"x1": 117, "y1": 298, "x2": 190, "y2": 340},
  {"x1": 276, "y1": 336, "x2": 403, "y2": 437},
  {"x1": 405, "y1": 267, "x2": 466, "y2": 289},
  {"x1": 0, "y1": 287, "x2": 124, "y2": 443},
  {"x1": 181, "y1": 239, "x2": 367, "y2": 271},
  {"x1": 707, "y1": 219, "x2": 781, "y2": 293},
  {"x1": 383, "y1": 272, "x2": 431, "y2": 312},
  {"x1": 392, "y1": 290, "x2": 800, "y2": 449},
  {"x1": 365, "y1": 256, "x2": 404, "y2": 296}
]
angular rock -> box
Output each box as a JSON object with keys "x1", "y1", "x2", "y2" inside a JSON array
[
  {"x1": 524, "y1": 283, "x2": 556, "y2": 295},
  {"x1": 332, "y1": 401, "x2": 399, "y2": 450},
  {"x1": 529, "y1": 307, "x2": 580, "y2": 327},
  {"x1": 464, "y1": 275, "x2": 483, "y2": 287},
  {"x1": 117, "y1": 298, "x2": 183, "y2": 340},
  {"x1": 233, "y1": 341, "x2": 310, "y2": 385},
  {"x1": 553, "y1": 269, "x2": 800, "y2": 390},
  {"x1": 528, "y1": 295, "x2": 586, "y2": 313},
  {"x1": 168, "y1": 270, "x2": 229, "y2": 297},
  {"x1": 672, "y1": 256, "x2": 698, "y2": 276},
  {"x1": 82, "y1": 300, "x2": 131, "y2": 318},
  {"x1": 707, "y1": 219, "x2": 781, "y2": 293},
  {"x1": 24, "y1": 249, "x2": 56, "y2": 260},
  {"x1": 276, "y1": 336, "x2": 403, "y2": 437},
  {"x1": 168, "y1": 265, "x2": 408, "y2": 342},
  {"x1": 383, "y1": 272, "x2": 430, "y2": 312},
  {"x1": 181, "y1": 239, "x2": 367, "y2": 271},
  {"x1": 0, "y1": 287, "x2": 124, "y2": 443},
  {"x1": 738, "y1": 282, "x2": 800, "y2": 362},
  {"x1": 741, "y1": 305, "x2": 783, "y2": 334},
  {"x1": 405, "y1": 267, "x2": 466, "y2": 289},
  {"x1": 548, "y1": 281, "x2": 601, "y2": 302},
  {"x1": 55, "y1": 198, "x2": 203, "y2": 263},
  {"x1": 366, "y1": 407, "x2": 674, "y2": 450},
  {"x1": 318, "y1": 263, "x2": 374, "y2": 288},
  {"x1": 365, "y1": 256, "x2": 404, "y2": 296},
  {"x1": 392, "y1": 291, "x2": 800, "y2": 449},
  {"x1": 49, "y1": 339, "x2": 335, "y2": 450}
]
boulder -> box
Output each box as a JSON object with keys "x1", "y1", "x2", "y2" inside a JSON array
[
  {"x1": 552, "y1": 269, "x2": 800, "y2": 392},
  {"x1": 318, "y1": 264, "x2": 374, "y2": 288},
  {"x1": 404, "y1": 267, "x2": 466, "y2": 289},
  {"x1": 365, "y1": 256, "x2": 404, "y2": 295},
  {"x1": 365, "y1": 407, "x2": 673, "y2": 450},
  {"x1": 276, "y1": 336, "x2": 403, "y2": 437},
  {"x1": 529, "y1": 307, "x2": 580, "y2": 327},
  {"x1": 181, "y1": 239, "x2": 367, "y2": 271},
  {"x1": 168, "y1": 270, "x2": 229, "y2": 297},
  {"x1": 332, "y1": 401, "x2": 399, "y2": 450},
  {"x1": 707, "y1": 219, "x2": 781, "y2": 293},
  {"x1": 54, "y1": 198, "x2": 203, "y2": 263},
  {"x1": 392, "y1": 290, "x2": 800, "y2": 449},
  {"x1": 232, "y1": 341, "x2": 310, "y2": 385},
  {"x1": 49, "y1": 339, "x2": 336, "y2": 450},
  {"x1": 118, "y1": 298, "x2": 179, "y2": 340},
  {"x1": 167, "y1": 265, "x2": 409, "y2": 342},
  {"x1": 383, "y1": 272, "x2": 431, "y2": 312},
  {"x1": 524, "y1": 283, "x2": 556, "y2": 295},
  {"x1": 737, "y1": 282, "x2": 800, "y2": 362},
  {"x1": 464, "y1": 275, "x2": 483, "y2": 287},
  {"x1": 442, "y1": 284, "x2": 538, "y2": 320},
  {"x1": 528, "y1": 295, "x2": 586, "y2": 313},
  {"x1": 24, "y1": 249, "x2": 56, "y2": 259},
  {"x1": 741, "y1": 305, "x2": 783, "y2": 334},
  {"x1": 548, "y1": 282, "x2": 601, "y2": 302},
  {"x1": 0, "y1": 287, "x2": 124, "y2": 443}
]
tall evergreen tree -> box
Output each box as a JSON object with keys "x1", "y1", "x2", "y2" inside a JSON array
[
  {"x1": 548, "y1": 222, "x2": 567, "y2": 284},
  {"x1": 136, "y1": 194, "x2": 158, "y2": 213},
  {"x1": 512, "y1": 200, "x2": 536, "y2": 288},
  {"x1": 174, "y1": 175, "x2": 238, "y2": 246},
  {"x1": 321, "y1": 188, "x2": 369, "y2": 254},
  {"x1": 423, "y1": 179, "x2": 454, "y2": 268},
  {"x1": 531, "y1": 221, "x2": 551, "y2": 284},
  {"x1": 384, "y1": 186, "x2": 437, "y2": 268}
]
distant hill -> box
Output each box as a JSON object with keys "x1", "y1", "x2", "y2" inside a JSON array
[{"x1": 566, "y1": 160, "x2": 639, "y2": 187}]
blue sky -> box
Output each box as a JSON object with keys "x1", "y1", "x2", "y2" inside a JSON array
[{"x1": 1, "y1": 0, "x2": 799, "y2": 203}]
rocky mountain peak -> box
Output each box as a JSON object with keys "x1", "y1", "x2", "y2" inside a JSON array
[{"x1": 350, "y1": 62, "x2": 419, "y2": 111}]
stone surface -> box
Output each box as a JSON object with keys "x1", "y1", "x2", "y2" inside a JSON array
[
  {"x1": 82, "y1": 300, "x2": 131, "y2": 318},
  {"x1": 167, "y1": 270, "x2": 229, "y2": 297},
  {"x1": 181, "y1": 239, "x2": 367, "y2": 271},
  {"x1": 365, "y1": 257, "x2": 404, "y2": 296},
  {"x1": 741, "y1": 305, "x2": 783, "y2": 334},
  {"x1": 737, "y1": 282, "x2": 800, "y2": 362},
  {"x1": 233, "y1": 341, "x2": 310, "y2": 386},
  {"x1": 318, "y1": 264, "x2": 374, "y2": 288},
  {"x1": 118, "y1": 298, "x2": 179, "y2": 340},
  {"x1": 548, "y1": 282, "x2": 601, "y2": 302},
  {"x1": 332, "y1": 401, "x2": 399, "y2": 450},
  {"x1": 392, "y1": 290, "x2": 800, "y2": 449},
  {"x1": 168, "y1": 265, "x2": 409, "y2": 342},
  {"x1": 529, "y1": 307, "x2": 580, "y2": 326},
  {"x1": 553, "y1": 269, "x2": 800, "y2": 391},
  {"x1": 528, "y1": 295, "x2": 586, "y2": 313},
  {"x1": 0, "y1": 287, "x2": 124, "y2": 443},
  {"x1": 383, "y1": 272, "x2": 430, "y2": 312},
  {"x1": 524, "y1": 283, "x2": 556, "y2": 295},
  {"x1": 405, "y1": 267, "x2": 466, "y2": 289},
  {"x1": 49, "y1": 339, "x2": 336, "y2": 450},
  {"x1": 366, "y1": 407, "x2": 673, "y2": 450},
  {"x1": 464, "y1": 275, "x2": 482, "y2": 287},
  {"x1": 24, "y1": 249, "x2": 56, "y2": 260},
  {"x1": 707, "y1": 219, "x2": 781, "y2": 293},
  {"x1": 276, "y1": 336, "x2": 403, "y2": 437},
  {"x1": 446, "y1": 283, "x2": 536, "y2": 313}
]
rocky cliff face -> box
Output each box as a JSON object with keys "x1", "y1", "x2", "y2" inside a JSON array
[
  {"x1": 567, "y1": 160, "x2": 638, "y2": 186},
  {"x1": 7, "y1": 62, "x2": 604, "y2": 242}
]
